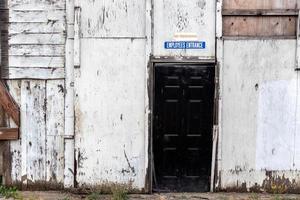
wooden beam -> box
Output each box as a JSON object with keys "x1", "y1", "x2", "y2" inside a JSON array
[
  {"x1": 0, "y1": 81, "x2": 20, "y2": 126},
  {"x1": 223, "y1": 16, "x2": 297, "y2": 37},
  {"x1": 0, "y1": 128, "x2": 18, "y2": 140},
  {"x1": 223, "y1": 0, "x2": 299, "y2": 10},
  {"x1": 223, "y1": 9, "x2": 299, "y2": 16},
  {"x1": 223, "y1": 36, "x2": 297, "y2": 40}
]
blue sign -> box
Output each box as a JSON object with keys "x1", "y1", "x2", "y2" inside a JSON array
[{"x1": 164, "y1": 41, "x2": 206, "y2": 49}]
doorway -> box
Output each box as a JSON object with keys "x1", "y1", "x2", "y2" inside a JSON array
[{"x1": 152, "y1": 63, "x2": 215, "y2": 192}]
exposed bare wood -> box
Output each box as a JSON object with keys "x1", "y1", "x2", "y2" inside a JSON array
[
  {"x1": 223, "y1": 16, "x2": 297, "y2": 36},
  {"x1": 0, "y1": 128, "x2": 18, "y2": 140},
  {"x1": 223, "y1": 36, "x2": 297, "y2": 40},
  {"x1": 222, "y1": 9, "x2": 299, "y2": 16},
  {"x1": 0, "y1": 81, "x2": 20, "y2": 126},
  {"x1": 223, "y1": 0, "x2": 299, "y2": 10}
]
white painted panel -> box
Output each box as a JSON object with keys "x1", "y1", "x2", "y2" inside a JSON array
[
  {"x1": 221, "y1": 39, "x2": 300, "y2": 189},
  {"x1": 74, "y1": 39, "x2": 146, "y2": 189},
  {"x1": 21, "y1": 80, "x2": 46, "y2": 182},
  {"x1": 79, "y1": 0, "x2": 145, "y2": 37},
  {"x1": 153, "y1": 0, "x2": 215, "y2": 58},
  {"x1": 256, "y1": 80, "x2": 297, "y2": 170}
]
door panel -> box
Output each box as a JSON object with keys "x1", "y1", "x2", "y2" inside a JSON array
[{"x1": 153, "y1": 64, "x2": 215, "y2": 192}]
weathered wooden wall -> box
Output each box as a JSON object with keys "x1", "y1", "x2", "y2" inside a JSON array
[
  {"x1": 3, "y1": 0, "x2": 65, "y2": 79},
  {"x1": 8, "y1": 80, "x2": 65, "y2": 188},
  {"x1": 4, "y1": 0, "x2": 300, "y2": 193},
  {"x1": 222, "y1": 0, "x2": 299, "y2": 37},
  {"x1": 218, "y1": 0, "x2": 300, "y2": 192},
  {"x1": 3, "y1": 0, "x2": 66, "y2": 188}
]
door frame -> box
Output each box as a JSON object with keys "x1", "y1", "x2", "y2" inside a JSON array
[{"x1": 147, "y1": 58, "x2": 218, "y2": 193}]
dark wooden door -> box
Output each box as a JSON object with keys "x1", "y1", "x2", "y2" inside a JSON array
[{"x1": 153, "y1": 64, "x2": 215, "y2": 192}]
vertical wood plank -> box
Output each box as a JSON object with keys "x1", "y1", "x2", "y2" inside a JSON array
[
  {"x1": 45, "y1": 135, "x2": 64, "y2": 186},
  {"x1": 21, "y1": 80, "x2": 46, "y2": 184},
  {"x1": 46, "y1": 80, "x2": 64, "y2": 185}
]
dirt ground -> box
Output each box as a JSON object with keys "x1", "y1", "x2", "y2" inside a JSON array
[{"x1": 4, "y1": 191, "x2": 300, "y2": 200}]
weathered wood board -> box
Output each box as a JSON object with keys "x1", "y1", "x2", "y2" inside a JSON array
[
  {"x1": 222, "y1": 0, "x2": 298, "y2": 37},
  {"x1": 2, "y1": 67, "x2": 65, "y2": 80},
  {"x1": 223, "y1": 0, "x2": 299, "y2": 10},
  {"x1": 45, "y1": 80, "x2": 64, "y2": 184},
  {"x1": 8, "y1": 0, "x2": 65, "y2": 10},
  {"x1": 223, "y1": 16, "x2": 297, "y2": 37},
  {"x1": 9, "y1": 33, "x2": 65, "y2": 45},
  {"x1": 0, "y1": 128, "x2": 18, "y2": 140},
  {"x1": 6, "y1": 80, "x2": 22, "y2": 183},
  {"x1": 21, "y1": 80, "x2": 47, "y2": 183},
  {"x1": 0, "y1": 81, "x2": 19, "y2": 126},
  {"x1": 6, "y1": 80, "x2": 65, "y2": 187},
  {"x1": 2, "y1": 0, "x2": 66, "y2": 79}
]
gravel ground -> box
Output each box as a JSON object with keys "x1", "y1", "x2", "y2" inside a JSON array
[{"x1": 0, "y1": 191, "x2": 297, "y2": 200}]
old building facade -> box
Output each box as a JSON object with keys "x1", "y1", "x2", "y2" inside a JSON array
[{"x1": 0, "y1": 0, "x2": 299, "y2": 193}]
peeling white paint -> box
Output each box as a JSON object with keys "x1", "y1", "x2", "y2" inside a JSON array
[
  {"x1": 220, "y1": 39, "x2": 300, "y2": 190},
  {"x1": 74, "y1": 39, "x2": 146, "y2": 189},
  {"x1": 6, "y1": 0, "x2": 300, "y2": 193}
]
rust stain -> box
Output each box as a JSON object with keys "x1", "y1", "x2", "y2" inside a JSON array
[
  {"x1": 263, "y1": 171, "x2": 300, "y2": 194},
  {"x1": 216, "y1": 171, "x2": 300, "y2": 194}
]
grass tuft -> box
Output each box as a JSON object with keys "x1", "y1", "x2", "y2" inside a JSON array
[
  {"x1": 111, "y1": 185, "x2": 128, "y2": 200},
  {"x1": 0, "y1": 185, "x2": 22, "y2": 199}
]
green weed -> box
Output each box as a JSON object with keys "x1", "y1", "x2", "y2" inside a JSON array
[
  {"x1": 87, "y1": 192, "x2": 101, "y2": 200},
  {"x1": 0, "y1": 185, "x2": 22, "y2": 199},
  {"x1": 249, "y1": 193, "x2": 259, "y2": 200},
  {"x1": 111, "y1": 186, "x2": 128, "y2": 200}
]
